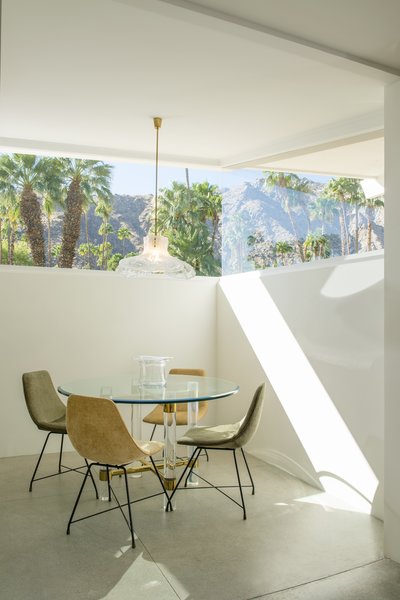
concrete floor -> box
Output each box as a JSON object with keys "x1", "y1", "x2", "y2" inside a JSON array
[{"x1": 1, "y1": 450, "x2": 399, "y2": 600}]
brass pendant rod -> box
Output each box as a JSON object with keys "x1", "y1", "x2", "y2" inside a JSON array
[{"x1": 153, "y1": 117, "x2": 162, "y2": 241}]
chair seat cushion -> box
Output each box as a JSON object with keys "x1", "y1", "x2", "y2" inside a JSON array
[
  {"x1": 37, "y1": 415, "x2": 67, "y2": 434},
  {"x1": 136, "y1": 439, "x2": 164, "y2": 456},
  {"x1": 177, "y1": 421, "x2": 241, "y2": 449},
  {"x1": 143, "y1": 402, "x2": 208, "y2": 426}
]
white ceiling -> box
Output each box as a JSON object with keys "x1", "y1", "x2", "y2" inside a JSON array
[{"x1": 0, "y1": 0, "x2": 399, "y2": 177}]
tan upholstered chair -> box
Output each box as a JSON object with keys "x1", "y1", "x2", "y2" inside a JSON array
[
  {"x1": 143, "y1": 368, "x2": 208, "y2": 439},
  {"x1": 22, "y1": 370, "x2": 97, "y2": 496},
  {"x1": 66, "y1": 395, "x2": 167, "y2": 548},
  {"x1": 166, "y1": 384, "x2": 265, "y2": 519}
]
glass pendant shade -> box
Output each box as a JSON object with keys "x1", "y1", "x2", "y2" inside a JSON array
[
  {"x1": 117, "y1": 116, "x2": 196, "y2": 280},
  {"x1": 116, "y1": 234, "x2": 195, "y2": 279}
]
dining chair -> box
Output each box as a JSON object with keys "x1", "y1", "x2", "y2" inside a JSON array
[
  {"x1": 66, "y1": 395, "x2": 168, "y2": 548},
  {"x1": 166, "y1": 383, "x2": 265, "y2": 519},
  {"x1": 22, "y1": 370, "x2": 98, "y2": 496},
  {"x1": 143, "y1": 367, "x2": 208, "y2": 441}
]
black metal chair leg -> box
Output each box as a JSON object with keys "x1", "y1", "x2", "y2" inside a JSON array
[
  {"x1": 58, "y1": 434, "x2": 64, "y2": 473},
  {"x1": 149, "y1": 424, "x2": 157, "y2": 441},
  {"x1": 166, "y1": 446, "x2": 199, "y2": 511},
  {"x1": 29, "y1": 432, "x2": 52, "y2": 492},
  {"x1": 85, "y1": 459, "x2": 99, "y2": 499},
  {"x1": 149, "y1": 456, "x2": 170, "y2": 506},
  {"x1": 67, "y1": 464, "x2": 91, "y2": 534},
  {"x1": 184, "y1": 447, "x2": 202, "y2": 487},
  {"x1": 122, "y1": 467, "x2": 135, "y2": 548},
  {"x1": 106, "y1": 466, "x2": 112, "y2": 502},
  {"x1": 240, "y1": 448, "x2": 255, "y2": 495},
  {"x1": 233, "y1": 449, "x2": 246, "y2": 520}
]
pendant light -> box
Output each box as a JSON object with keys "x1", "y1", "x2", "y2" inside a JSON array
[{"x1": 116, "y1": 117, "x2": 196, "y2": 279}]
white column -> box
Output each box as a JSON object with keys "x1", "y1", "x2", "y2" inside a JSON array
[{"x1": 384, "y1": 78, "x2": 400, "y2": 562}]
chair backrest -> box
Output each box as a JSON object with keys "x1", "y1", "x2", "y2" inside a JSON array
[
  {"x1": 22, "y1": 370, "x2": 66, "y2": 429},
  {"x1": 67, "y1": 395, "x2": 146, "y2": 465},
  {"x1": 169, "y1": 368, "x2": 206, "y2": 377},
  {"x1": 233, "y1": 384, "x2": 265, "y2": 448},
  {"x1": 169, "y1": 368, "x2": 207, "y2": 413}
]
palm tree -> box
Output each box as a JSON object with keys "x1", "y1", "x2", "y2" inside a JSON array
[
  {"x1": 58, "y1": 159, "x2": 113, "y2": 269},
  {"x1": 157, "y1": 179, "x2": 221, "y2": 275},
  {"x1": 362, "y1": 196, "x2": 384, "y2": 251},
  {"x1": 223, "y1": 210, "x2": 252, "y2": 274},
  {"x1": 275, "y1": 240, "x2": 294, "y2": 266},
  {"x1": 0, "y1": 194, "x2": 8, "y2": 263},
  {"x1": 192, "y1": 181, "x2": 222, "y2": 253},
  {"x1": 81, "y1": 195, "x2": 92, "y2": 268},
  {"x1": 309, "y1": 196, "x2": 337, "y2": 234},
  {"x1": 0, "y1": 154, "x2": 58, "y2": 266},
  {"x1": 321, "y1": 178, "x2": 363, "y2": 255},
  {"x1": 42, "y1": 191, "x2": 62, "y2": 267},
  {"x1": 117, "y1": 225, "x2": 132, "y2": 255},
  {"x1": 264, "y1": 171, "x2": 307, "y2": 261},
  {"x1": 5, "y1": 195, "x2": 21, "y2": 265},
  {"x1": 96, "y1": 196, "x2": 114, "y2": 270},
  {"x1": 303, "y1": 232, "x2": 331, "y2": 260}
]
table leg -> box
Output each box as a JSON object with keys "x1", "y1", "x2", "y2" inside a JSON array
[
  {"x1": 129, "y1": 404, "x2": 142, "y2": 478},
  {"x1": 187, "y1": 398, "x2": 199, "y2": 486},
  {"x1": 99, "y1": 467, "x2": 111, "y2": 501},
  {"x1": 163, "y1": 403, "x2": 176, "y2": 510},
  {"x1": 186, "y1": 381, "x2": 199, "y2": 486}
]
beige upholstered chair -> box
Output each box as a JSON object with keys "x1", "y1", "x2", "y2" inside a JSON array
[
  {"x1": 143, "y1": 368, "x2": 208, "y2": 439},
  {"x1": 22, "y1": 370, "x2": 97, "y2": 496},
  {"x1": 166, "y1": 384, "x2": 265, "y2": 519},
  {"x1": 66, "y1": 395, "x2": 167, "y2": 548}
]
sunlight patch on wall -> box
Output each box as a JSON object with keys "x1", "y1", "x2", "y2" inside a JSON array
[
  {"x1": 321, "y1": 258, "x2": 383, "y2": 298},
  {"x1": 219, "y1": 273, "x2": 378, "y2": 511}
]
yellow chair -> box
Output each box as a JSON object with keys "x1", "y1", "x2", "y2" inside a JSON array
[
  {"x1": 143, "y1": 368, "x2": 208, "y2": 440},
  {"x1": 66, "y1": 395, "x2": 167, "y2": 548}
]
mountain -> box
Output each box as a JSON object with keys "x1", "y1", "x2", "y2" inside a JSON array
[
  {"x1": 46, "y1": 180, "x2": 384, "y2": 271},
  {"x1": 221, "y1": 178, "x2": 384, "y2": 273}
]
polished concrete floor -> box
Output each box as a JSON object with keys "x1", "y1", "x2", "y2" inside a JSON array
[{"x1": 1, "y1": 450, "x2": 399, "y2": 600}]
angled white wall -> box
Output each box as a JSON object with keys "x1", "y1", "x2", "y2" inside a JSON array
[
  {"x1": 217, "y1": 252, "x2": 383, "y2": 518},
  {"x1": 0, "y1": 266, "x2": 218, "y2": 457},
  {"x1": 384, "y1": 78, "x2": 400, "y2": 561}
]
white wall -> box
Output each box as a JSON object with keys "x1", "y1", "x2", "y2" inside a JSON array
[
  {"x1": 217, "y1": 252, "x2": 383, "y2": 519},
  {"x1": 0, "y1": 251, "x2": 385, "y2": 522},
  {"x1": 384, "y1": 79, "x2": 400, "y2": 560},
  {"x1": 0, "y1": 266, "x2": 218, "y2": 457}
]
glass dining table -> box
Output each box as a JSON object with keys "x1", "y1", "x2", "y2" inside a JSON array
[{"x1": 58, "y1": 374, "x2": 239, "y2": 503}]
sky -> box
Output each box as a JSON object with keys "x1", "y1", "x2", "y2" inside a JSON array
[
  {"x1": 109, "y1": 162, "x2": 330, "y2": 195},
  {"x1": 109, "y1": 162, "x2": 265, "y2": 195}
]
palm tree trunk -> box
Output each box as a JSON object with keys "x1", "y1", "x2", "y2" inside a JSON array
[
  {"x1": 59, "y1": 179, "x2": 83, "y2": 269},
  {"x1": 20, "y1": 185, "x2": 46, "y2": 266},
  {"x1": 354, "y1": 202, "x2": 359, "y2": 253},
  {"x1": 9, "y1": 225, "x2": 15, "y2": 265},
  {"x1": 367, "y1": 213, "x2": 372, "y2": 251},
  {"x1": 47, "y1": 216, "x2": 52, "y2": 266},
  {"x1": 103, "y1": 230, "x2": 109, "y2": 270},
  {"x1": 185, "y1": 168, "x2": 190, "y2": 201},
  {"x1": 84, "y1": 212, "x2": 91, "y2": 268},
  {"x1": 338, "y1": 210, "x2": 346, "y2": 255},
  {"x1": 341, "y1": 202, "x2": 350, "y2": 254},
  {"x1": 287, "y1": 207, "x2": 305, "y2": 262},
  {"x1": 7, "y1": 226, "x2": 11, "y2": 264},
  {"x1": 0, "y1": 218, "x2": 2, "y2": 264}
]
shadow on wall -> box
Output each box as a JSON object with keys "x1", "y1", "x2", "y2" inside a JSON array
[{"x1": 219, "y1": 253, "x2": 383, "y2": 517}]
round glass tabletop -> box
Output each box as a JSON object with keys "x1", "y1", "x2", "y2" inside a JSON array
[{"x1": 58, "y1": 374, "x2": 239, "y2": 404}]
